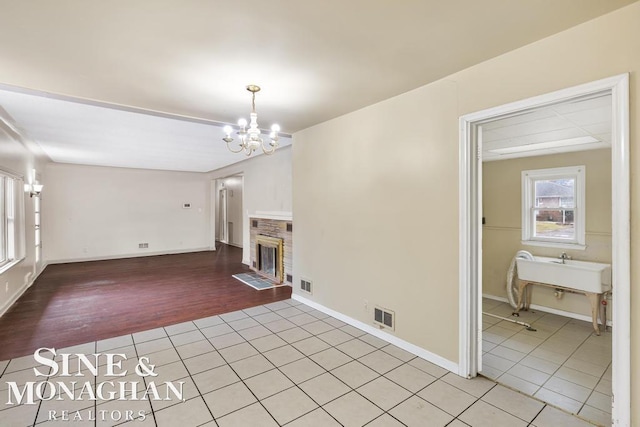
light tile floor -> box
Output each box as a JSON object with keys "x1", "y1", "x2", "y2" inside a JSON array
[
  {"x1": 481, "y1": 298, "x2": 612, "y2": 426},
  {"x1": 1, "y1": 298, "x2": 598, "y2": 426}
]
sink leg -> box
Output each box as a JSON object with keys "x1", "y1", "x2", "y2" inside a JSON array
[
  {"x1": 600, "y1": 295, "x2": 607, "y2": 332},
  {"x1": 587, "y1": 293, "x2": 600, "y2": 336},
  {"x1": 514, "y1": 280, "x2": 527, "y2": 314},
  {"x1": 525, "y1": 284, "x2": 533, "y2": 311}
]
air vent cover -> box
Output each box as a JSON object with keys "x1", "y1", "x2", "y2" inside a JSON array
[
  {"x1": 300, "y1": 279, "x2": 312, "y2": 294},
  {"x1": 374, "y1": 306, "x2": 395, "y2": 330}
]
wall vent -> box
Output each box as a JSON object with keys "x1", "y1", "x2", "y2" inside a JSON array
[
  {"x1": 300, "y1": 278, "x2": 312, "y2": 294},
  {"x1": 374, "y1": 306, "x2": 395, "y2": 330},
  {"x1": 286, "y1": 274, "x2": 293, "y2": 283},
  {"x1": 286, "y1": 223, "x2": 293, "y2": 232},
  {"x1": 138, "y1": 243, "x2": 149, "y2": 249},
  {"x1": 252, "y1": 220, "x2": 259, "y2": 228}
]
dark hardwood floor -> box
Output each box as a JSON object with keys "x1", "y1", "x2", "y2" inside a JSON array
[{"x1": 0, "y1": 244, "x2": 291, "y2": 360}]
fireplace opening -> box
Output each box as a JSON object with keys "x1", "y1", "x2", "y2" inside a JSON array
[
  {"x1": 254, "y1": 235, "x2": 284, "y2": 283},
  {"x1": 258, "y1": 245, "x2": 277, "y2": 278}
]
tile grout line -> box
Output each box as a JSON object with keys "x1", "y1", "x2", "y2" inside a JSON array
[
  {"x1": 245, "y1": 304, "x2": 456, "y2": 426},
  {"x1": 226, "y1": 303, "x2": 345, "y2": 426},
  {"x1": 191, "y1": 302, "x2": 308, "y2": 426},
  {"x1": 483, "y1": 300, "x2": 611, "y2": 423},
  {"x1": 486, "y1": 303, "x2": 603, "y2": 396},
  {"x1": 130, "y1": 333, "x2": 158, "y2": 427},
  {"x1": 160, "y1": 323, "x2": 221, "y2": 426}
]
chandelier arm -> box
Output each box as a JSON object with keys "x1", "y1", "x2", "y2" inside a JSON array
[
  {"x1": 225, "y1": 140, "x2": 246, "y2": 154},
  {"x1": 261, "y1": 142, "x2": 277, "y2": 155}
]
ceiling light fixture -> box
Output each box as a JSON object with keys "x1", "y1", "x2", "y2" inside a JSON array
[
  {"x1": 222, "y1": 85, "x2": 280, "y2": 156},
  {"x1": 488, "y1": 136, "x2": 599, "y2": 154}
]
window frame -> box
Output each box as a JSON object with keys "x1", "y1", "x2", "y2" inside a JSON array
[
  {"x1": 0, "y1": 170, "x2": 25, "y2": 274},
  {"x1": 521, "y1": 165, "x2": 586, "y2": 250}
]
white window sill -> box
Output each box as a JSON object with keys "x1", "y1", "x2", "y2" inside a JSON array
[
  {"x1": 0, "y1": 258, "x2": 24, "y2": 275},
  {"x1": 521, "y1": 240, "x2": 586, "y2": 251}
]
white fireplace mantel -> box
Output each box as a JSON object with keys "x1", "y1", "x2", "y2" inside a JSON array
[{"x1": 249, "y1": 211, "x2": 293, "y2": 221}]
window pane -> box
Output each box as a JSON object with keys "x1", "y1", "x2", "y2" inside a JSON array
[
  {"x1": 6, "y1": 178, "x2": 15, "y2": 260},
  {"x1": 534, "y1": 208, "x2": 575, "y2": 239},
  {"x1": 0, "y1": 176, "x2": 4, "y2": 263},
  {"x1": 534, "y1": 178, "x2": 575, "y2": 208}
]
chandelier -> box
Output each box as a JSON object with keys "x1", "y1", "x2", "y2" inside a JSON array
[{"x1": 222, "y1": 85, "x2": 280, "y2": 156}]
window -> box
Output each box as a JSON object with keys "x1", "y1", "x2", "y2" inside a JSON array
[
  {"x1": 521, "y1": 165, "x2": 585, "y2": 249},
  {"x1": 0, "y1": 171, "x2": 24, "y2": 271}
]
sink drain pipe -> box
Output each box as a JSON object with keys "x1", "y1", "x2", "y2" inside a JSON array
[{"x1": 482, "y1": 312, "x2": 537, "y2": 332}]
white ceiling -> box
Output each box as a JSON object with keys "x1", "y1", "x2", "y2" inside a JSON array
[
  {"x1": 482, "y1": 93, "x2": 612, "y2": 161},
  {"x1": 0, "y1": 89, "x2": 291, "y2": 172},
  {"x1": 0, "y1": 1, "x2": 634, "y2": 172}
]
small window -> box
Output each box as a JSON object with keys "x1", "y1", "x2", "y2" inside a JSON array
[{"x1": 521, "y1": 166, "x2": 585, "y2": 249}]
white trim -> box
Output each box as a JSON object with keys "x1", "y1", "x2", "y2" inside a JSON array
[
  {"x1": 459, "y1": 74, "x2": 630, "y2": 426},
  {"x1": 610, "y1": 73, "x2": 630, "y2": 427},
  {"x1": 482, "y1": 293, "x2": 613, "y2": 327},
  {"x1": 292, "y1": 293, "x2": 459, "y2": 373},
  {"x1": 458, "y1": 119, "x2": 482, "y2": 378},
  {"x1": 249, "y1": 211, "x2": 293, "y2": 221},
  {"x1": 0, "y1": 258, "x2": 22, "y2": 275},
  {"x1": 46, "y1": 247, "x2": 213, "y2": 265},
  {"x1": 521, "y1": 240, "x2": 586, "y2": 251}
]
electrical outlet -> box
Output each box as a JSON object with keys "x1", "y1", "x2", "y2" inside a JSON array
[{"x1": 364, "y1": 299, "x2": 369, "y2": 311}]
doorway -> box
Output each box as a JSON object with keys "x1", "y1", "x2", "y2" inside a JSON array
[
  {"x1": 458, "y1": 74, "x2": 630, "y2": 426},
  {"x1": 219, "y1": 187, "x2": 228, "y2": 243},
  {"x1": 214, "y1": 175, "x2": 244, "y2": 248}
]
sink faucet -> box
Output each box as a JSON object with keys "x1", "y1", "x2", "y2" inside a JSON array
[{"x1": 559, "y1": 252, "x2": 571, "y2": 264}]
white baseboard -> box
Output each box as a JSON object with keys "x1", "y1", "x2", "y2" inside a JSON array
[
  {"x1": 291, "y1": 293, "x2": 459, "y2": 374},
  {"x1": 46, "y1": 247, "x2": 213, "y2": 265},
  {"x1": 482, "y1": 293, "x2": 613, "y2": 327},
  {"x1": 0, "y1": 262, "x2": 48, "y2": 318}
]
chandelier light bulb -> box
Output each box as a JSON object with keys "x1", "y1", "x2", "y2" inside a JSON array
[
  {"x1": 271, "y1": 124, "x2": 280, "y2": 133},
  {"x1": 223, "y1": 125, "x2": 232, "y2": 136},
  {"x1": 238, "y1": 118, "x2": 248, "y2": 127}
]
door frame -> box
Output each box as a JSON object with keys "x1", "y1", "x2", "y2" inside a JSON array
[{"x1": 458, "y1": 74, "x2": 630, "y2": 425}]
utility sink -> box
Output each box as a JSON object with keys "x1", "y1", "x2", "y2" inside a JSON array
[{"x1": 516, "y1": 256, "x2": 611, "y2": 294}]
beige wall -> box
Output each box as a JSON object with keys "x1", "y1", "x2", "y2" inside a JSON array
[
  {"x1": 293, "y1": 3, "x2": 639, "y2": 422},
  {"x1": 483, "y1": 149, "x2": 612, "y2": 319},
  {"x1": 209, "y1": 146, "x2": 292, "y2": 265},
  {"x1": 43, "y1": 163, "x2": 211, "y2": 262},
  {"x1": 0, "y1": 116, "x2": 48, "y2": 315}
]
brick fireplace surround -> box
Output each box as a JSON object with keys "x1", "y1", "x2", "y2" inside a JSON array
[{"x1": 249, "y1": 213, "x2": 292, "y2": 285}]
